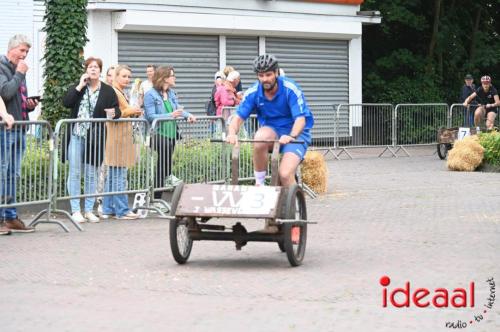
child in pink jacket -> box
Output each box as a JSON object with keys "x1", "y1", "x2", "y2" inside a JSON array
[{"x1": 214, "y1": 71, "x2": 241, "y2": 118}]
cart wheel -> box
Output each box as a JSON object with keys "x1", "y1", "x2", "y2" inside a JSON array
[
  {"x1": 282, "y1": 184, "x2": 307, "y2": 266},
  {"x1": 169, "y1": 182, "x2": 193, "y2": 264},
  {"x1": 437, "y1": 143, "x2": 451, "y2": 160},
  {"x1": 277, "y1": 237, "x2": 286, "y2": 252},
  {"x1": 170, "y1": 217, "x2": 193, "y2": 264}
]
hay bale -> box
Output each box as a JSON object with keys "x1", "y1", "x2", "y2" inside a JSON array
[
  {"x1": 301, "y1": 151, "x2": 328, "y2": 194},
  {"x1": 447, "y1": 135, "x2": 484, "y2": 171}
]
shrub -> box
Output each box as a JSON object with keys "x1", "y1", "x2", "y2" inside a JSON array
[
  {"x1": 479, "y1": 131, "x2": 500, "y2": 166},
  {"x1": 172, "y1": 139, "x2": 253, "y2": 184}
]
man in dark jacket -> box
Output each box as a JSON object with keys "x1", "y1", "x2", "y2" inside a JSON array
[
  {"x1": 460, "y1": 74, "x2": 476, "y2": 126},
  {"x1": 0, "y1": 34, "x2": 38, "y2": 234}
]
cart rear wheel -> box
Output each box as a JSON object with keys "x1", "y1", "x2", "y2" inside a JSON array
[
  {"x1": 437, "y1": 143, "x2": 451, "y2": 160},
  {"x1": 169, "y1": 182, "x2": 193, "y2": 264},
  {"x1": 170, "y1": 217, "x2": 193, "y2": 264},
  {"x1": 282, "y1": 185, "x2": 307, "y2": 266}
]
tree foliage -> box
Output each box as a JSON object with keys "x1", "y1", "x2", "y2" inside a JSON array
[
  {"x1": 362, "y1": 0, "x2": 500, "y2": 104},
  {"x1": 42, "y1": 0, "x2": 88, "y2": 126}
]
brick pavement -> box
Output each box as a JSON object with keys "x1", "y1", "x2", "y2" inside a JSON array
[{"x1": 0, "y1": 147, "x2": 499, "y2": 332}]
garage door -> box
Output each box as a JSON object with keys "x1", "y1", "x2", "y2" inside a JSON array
[
  {"x1": 118, "y1": 32, "x2": 219, "y2": 114},
  {"x1": 225, "y1": 36, "x2": 259, "y2": 90},
  {"x1": 266, "y1": 37, "x2": 349, "y2": 139}
]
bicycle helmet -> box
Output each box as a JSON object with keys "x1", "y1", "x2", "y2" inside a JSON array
[
  {"x1": 481, "y1": 75, "x2": 491, "y2": 83},
  {"x1": 253, "y1": 54, "x2": 279, "y2": 73}
]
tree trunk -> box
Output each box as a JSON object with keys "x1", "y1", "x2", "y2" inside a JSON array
[
  {"x1": 427, "y1": 0, "x2": 443, "y2": 73},
  {"x1": 469, "y1": 7, "x2": 481, "y2": 68}
]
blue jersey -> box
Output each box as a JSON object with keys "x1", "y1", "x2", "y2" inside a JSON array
[{"x1": 236, "y1": 76, "x2": 314, "y2": 132}]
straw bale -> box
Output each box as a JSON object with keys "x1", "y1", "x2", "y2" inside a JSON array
[
  {"x1": 301, "y1": 151, "x2": 328, "y2": 194},
  {"x1": 447, "y1": 136, "x2": 484, "y2": 171}
]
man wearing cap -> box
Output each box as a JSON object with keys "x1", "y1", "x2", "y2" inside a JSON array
[
  {"x1": 460, "y1": 74, "x2": 476, "y2": 126},
  {"x1": 463, "y1": 75, "x2": 499, "y2": 130}
]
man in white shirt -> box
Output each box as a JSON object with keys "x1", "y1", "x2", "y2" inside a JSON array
[{"x1": 140, "y1": 64, "x2": 156, "y2": 95}]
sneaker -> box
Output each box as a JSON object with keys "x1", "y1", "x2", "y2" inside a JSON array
[
  {"x1": 99, "y1": 212, "x2": 113, "y2": 220},
  {"x1": 4, "y1": 217, "x2": 35, "y2": 233},
  {"x1": 71, "y1": 211, "x2": 86, "y2": 223},
  {"x1": 115, "y1": 211, "x2": 139, "y2": 220},
  {"x1": 84, "y1": 212, "x2": 100, "y2": 223},
  {"x1": 0, "y1": 223, "x2": 12, "y2": 235}
]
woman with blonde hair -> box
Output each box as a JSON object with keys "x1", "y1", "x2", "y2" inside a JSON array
[
  {"x1": 101, "y1": 64, "x2": 142, "y2": 220},
  {"x1": 144, "y1": 65, "x2": 196, "y2": 200}
]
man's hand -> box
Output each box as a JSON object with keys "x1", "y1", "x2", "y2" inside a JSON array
[
  {"x1": 463, "y1": 101, "x2": 468, "y2": 107},
  {"x1": 226, "y1": 133, "x2": 239, "y2": 146},
  {"x1": 1, "y1": 113, "x2": 15, "y2": 129},
  {"x1": 16, "y1": 60, "x2": 28, "y2": 74},
  {"x1": 279, "y1": 134, "x2": 295, "y2": 145},
  {"x1": 26, "y1": 98, "x2": 38, "y2": 110},
  {"x1": 187, "y1": 115, "x2": 196, "y2": 123}
]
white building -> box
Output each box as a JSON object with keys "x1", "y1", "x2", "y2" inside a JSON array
[{"x1": 1, "y1": 0, "x2": 380, "y2": 119}]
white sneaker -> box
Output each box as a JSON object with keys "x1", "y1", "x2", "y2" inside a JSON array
[
  {"x1": 99, "y1": 212, "x2": 113, "y2": 220},
  {"x1": 115, "y1": 211, "x2": 139, "y2": 220},
  {"x1": 84, "y1": 212, "x2": 100, "y2": 223},
  {"x1": 71, "y1": 211, "x2": 86, "y2": 223}
]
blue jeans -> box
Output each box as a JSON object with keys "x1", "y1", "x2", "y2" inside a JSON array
[
  {"x1": 67, "y1": 135, "x2": 97, "y2": 213},
  {"x1": 102, "y1": 166, "x2": 130, "y2": 217},
  {"x1": 0, "y1": 129, "x2": 25, "y2": 220}
]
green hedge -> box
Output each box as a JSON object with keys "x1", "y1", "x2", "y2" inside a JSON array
[
  {"x1": 479, "y1": 131, "x2": 500, "y2": 167},
  {"x1": 14, "y1": 137, "x2": 258, "y2": 202}
]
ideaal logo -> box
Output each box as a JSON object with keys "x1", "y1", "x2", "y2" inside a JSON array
[{"x1": 380, "y1": 276, "x2": 496, "y2": 329}]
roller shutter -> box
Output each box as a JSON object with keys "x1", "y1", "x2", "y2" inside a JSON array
[
  {"x1": 118, "y1": 32, "x2": 219, "y2": 115},
  {"x1": 225, "y1": 36, "x2": 259, "y2": 90},
  {"x1": 266, "y1": 37, "x2": 349, "y2": 139}
]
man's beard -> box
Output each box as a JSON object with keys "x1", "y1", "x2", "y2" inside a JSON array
[{"x1": 263, "y1": 80, "x2": 277, "y2": 91}]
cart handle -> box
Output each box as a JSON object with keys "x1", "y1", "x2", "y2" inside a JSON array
[{"x1": 210, "y1": 138, "x2": 305, "y2": 144}]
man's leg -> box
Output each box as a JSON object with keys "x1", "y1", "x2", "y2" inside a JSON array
[
  {"x1": 486, "y1": 111, "x2": 497, "y2": 130},
  {"x1": 474, "y1": 107, "x2": 486, "y2": 127},
  {"x1": 279, "y1": 152, "x2": 301, "y2": 186},
  {"x1": 253, "y1": 127, "x2": 277, "y2": 185}
]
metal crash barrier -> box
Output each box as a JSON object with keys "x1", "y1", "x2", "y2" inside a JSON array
[
  {"x1": 148, "y1": 116, "x2": 227, "y2": 214},
  {"x1": 4, "y1": 103, "x2": 485, "y2": 230},
  {"x1": 394, "y1": 103, "x2": 449, "y2": 156},
  {"x1": 45, "y1": 118, "x2": 151, "y2": 231},
  {"x1": 0, "y1": 121, "x2": 64, "y2": 230}
]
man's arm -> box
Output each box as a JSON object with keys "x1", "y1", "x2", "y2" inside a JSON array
[
  {"x1": 226, "y1": 114, "x2": 244, "y2": 144},
  {"x1": 0, "y1": 71, "x2": 25, "y2": 101},
  {"x1": 463, "y1": 92, "x2": 477, "y2": 106},
  {"x1": 488, "y1": 94, "x2": 500, "y2": 108},
  {"x1": 0, "y1": 96, "x2": 14, "y2": 129},
  {"x1": 279, "y1": 116, "x2": 305, "y2": 145}
]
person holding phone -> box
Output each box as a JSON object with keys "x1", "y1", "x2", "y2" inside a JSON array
[
  {"x1": 62, "y1": 57, "x2": 121, "y2": 224},
  {"x1": 0, "y1": 34, "x2": 38, "y2": 233}
]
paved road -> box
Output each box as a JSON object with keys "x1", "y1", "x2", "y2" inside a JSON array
[{"x1": 1, "y1": 148, "x2": 499, "y2": 332}]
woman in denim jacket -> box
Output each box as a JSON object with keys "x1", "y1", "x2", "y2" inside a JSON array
[{"x1": 144, "y1": 65, "x2": 196, "y2": 200}]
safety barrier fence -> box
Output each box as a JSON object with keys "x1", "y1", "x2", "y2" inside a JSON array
[
  {"x1": 449, "y1": 103, "x2": 500, "y2": 128},
  {"x1": 1, "y1": 103, "x2": 495, "y2": 230},
  {"x1": 0, "y1": 120, "x2": 54, "y2": 216}
]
